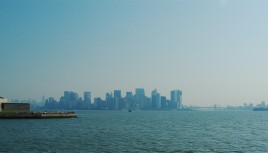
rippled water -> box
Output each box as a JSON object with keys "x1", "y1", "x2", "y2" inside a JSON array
[{"x1": 1, "y1": 111, "x2": 268, "y2": 152}]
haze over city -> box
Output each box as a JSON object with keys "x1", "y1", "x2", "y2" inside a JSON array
[{"x1": 1, "y1": 0, "x2": 268, "y2": 106}]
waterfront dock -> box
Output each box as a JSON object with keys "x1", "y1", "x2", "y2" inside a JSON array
[
  {"x1": 0, "y1": 98, "x2": 77, "y2": 119},
  {"x1": 0, "y1": 111, "x2": 77, "y2": 119}
]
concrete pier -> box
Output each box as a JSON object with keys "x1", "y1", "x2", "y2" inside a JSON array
[{"x1": 0, "y1": 111, "x2": 77, "y2": 119}]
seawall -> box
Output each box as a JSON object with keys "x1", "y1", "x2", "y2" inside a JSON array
[{"x1": 0, "y1": 111, "x2": 77, "y2": 119}]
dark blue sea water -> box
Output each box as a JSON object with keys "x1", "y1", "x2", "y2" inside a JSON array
[{"x1": 1, "y1": 111, "x2": 268, "y2": 153}]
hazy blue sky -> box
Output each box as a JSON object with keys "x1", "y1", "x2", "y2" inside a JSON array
[{"x1": 1, "y1": 0, "x2": 268, "y2": 106}]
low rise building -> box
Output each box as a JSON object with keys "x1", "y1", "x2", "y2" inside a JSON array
[
  {"x1": 1, "y1": 103, "x2": 30, "y2": 112},
  {"x1": 0, "y1": 97, "x2": 30, "y2": 112},
  {"x1": 0, "y1": 97, "x2": 8, "y2": 112}
]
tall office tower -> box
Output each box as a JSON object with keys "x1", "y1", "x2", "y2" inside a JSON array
[
  {"x1": 114, "y1": 90, "x2": 122, "y2": 99},
  {"x1": 135, "y1": 88, "x2": 146, "y2": 109},
  {"x1": 161, "y1": 96, "x2": 167, "y2": 109},
  {"x1": 125, "y1": 92, "x2": 134, "y2": 109},
  {"x1": 151, "y1": 89, "x2": 161, "y2": 109},
  {"x1": 106, "y1": 93, "x2": 113, "y2": 101},
  {"x1": 106, "y1": 92, "x2": 114, "y2": 110},
  {"x1": 70, "y1": 91, "x2": 79, "y2": 101},
  {"x1": 135, "y1": 88, "x2": 145, "y2": 97},
  {"x1": 64, "y1": 91, "x2": 70, "y2": 101},
  {"x1": 94, "y1": 98, "x2": 98, "y2": 108},
  {"x1": 63, "y1": 91, "x2": 71, "y2": 109},
  {"x1": 84, "y1": 92, "x2": 91, "y2": 104},
  {"x1": 170, "y1": 90, "x2": 182, "y2": 109},
  {"x1": 66, "y1": 91, "x2": 79, "y2": 109},
  {"x1": 114, "y1": 90, "x2": 121, "y2": 110},
  {"x1": 94, "y1": 97, "x2": 103, "y2": 109}
]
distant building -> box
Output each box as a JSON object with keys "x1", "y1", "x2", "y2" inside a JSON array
[
  {"x1": 106, "y1": 92, "x2": 113, "y2": 101},
  {"x1": 135, "y1": 88, "x2": 146, "y2": 109},
  {"x1": 94, "y1": 98, "x2": 98, "y2": 108},
  {"x1": 126, "y1": 92, "x2": 133, "y2": 98},
  {"x1": 114, "y1": 90, "x2": 121, "y2": 99},
  {"x1": 44, "y1": 97, "x2": 59, "y2": 110},
  {"x1": 170, "y1": 90, "x2": 182, "y2": 109},
  {"x1": 64, "y1": 91, "x2": 70, "y2": 101},
  {"x1": 84, "y1": 92, "x2": 91, "y2": 104},
  {"x1": 135, "y1": 88, "x2": 145, "y2": 97},
  {"x1": 161, "y1": 96, "x2": 167, "y2": 109},
  {"x1": 70, "y1": 92, "x2": 79, "y2": 101},
  {"x1": 94, "y1": 97, "x2": 105, "y2": 109},
  {"x1": 60, "y1": 91, "x2": 81, "y2": 110},
  {"x1": 151, "y1": 89, "x2": 161, "y2": 109},
  {"x1": 114, "y1": 90, "x2": 122, "y2": 110},
  {"x1": 125, "y1": 92, "x2": 133, "y2": 109},
  {"x1": 144, "y1": 97, "x2": 152, "y2": 109},
  {"x1": 106, "y1": 92, "x2": 114, "y2": 110},
  {"x1": 48, "y1": 97, "x2": 55, "y2": 102}
]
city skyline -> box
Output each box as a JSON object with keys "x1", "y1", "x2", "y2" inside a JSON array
[
  {"x1": 42, "y1": 88, "x2": 183, "y2": 110},
  {"x1": 2, "y1": 0, "x2": 268, "y2": 106},
  {"x1": 27, "y1": 88, "x2": 182, "y2": 103},
  {"x1": 12, "y1": 88, "x2": 264, "y2": 110}
]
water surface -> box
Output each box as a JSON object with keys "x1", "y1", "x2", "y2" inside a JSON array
[{"x1": 1, "y1": 111, "x2": 268, "y2": 152}]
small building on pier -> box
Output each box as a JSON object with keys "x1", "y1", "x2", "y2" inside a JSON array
[{"x1": 0, "y1": 97, "x2": 30, "y2": 112}]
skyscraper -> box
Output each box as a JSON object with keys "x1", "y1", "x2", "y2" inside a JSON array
[
  {"x1": 69, "y1": 92, "x2": 79, "y2": 102},
  {"x1": 106, "y1": 93, "x2": 113, "y2": 101},
  {"x1": 106, "y1": 92, "x2": 113, "y2": 110},
  {"x1": 151, "y1": 89, "x2": 161, "y2": 109},
  {"x1": 170, "y1": 90, "x2": 182, "y2": 109},
  {"x1": 161, "y1": 96, "x2": 167, "y2": 109},
  {"x1": 125, "y1": 92, "x2": 133, "y2": 109},
  {"x1": 114, "y1": 90, "x2": 122, "y2": 99},
  {"x1": 84, "y1": 91, "x2": 91, "y2": 104},
  {"x1": 135, "y1": 88, "x2": 145, "y2": 97},
  {"x1": 63, "y1": 91, "x2": 71, "y2": 109},
  {"x1": 135, "y1": 88, "x2": 146, "y2": 109},
  {"x1": 114, "y1": 90, "x2": 121, "y2": 110},
  {"x1": 64, "y1": 91, "x2": 70, "y2": 101}
]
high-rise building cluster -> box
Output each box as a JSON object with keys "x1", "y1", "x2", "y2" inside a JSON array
[{"x1": 44, "y1": 88, "x2": 182, "y2": 110}]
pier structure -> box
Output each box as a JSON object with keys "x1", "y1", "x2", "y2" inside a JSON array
[
  {"x1": 0, "y1": 97, "x2": 77, "y2": 119},
  {"x1": 0, "y1": 111, "x2": 77, "y2": 119}
]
